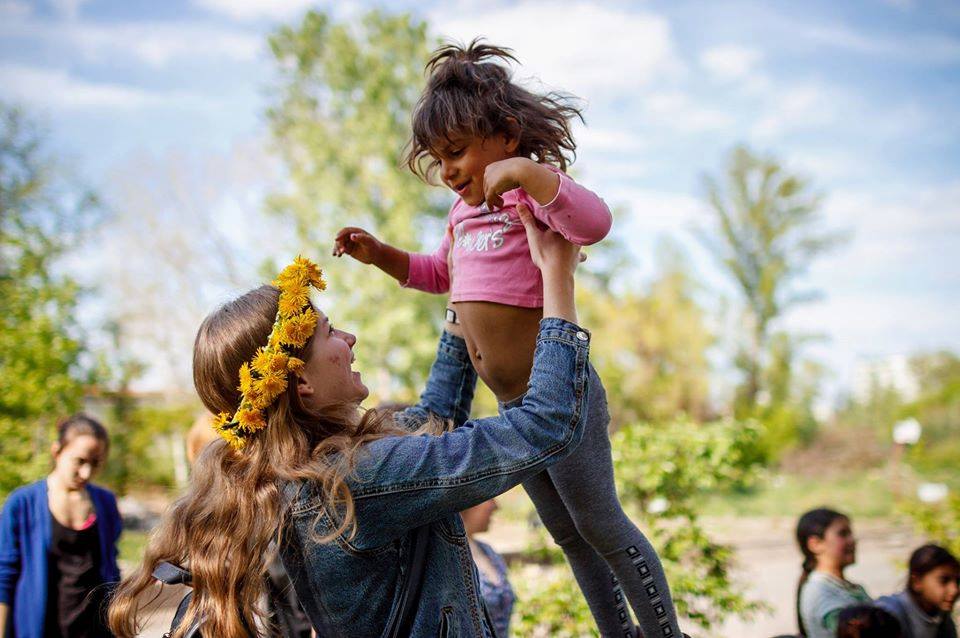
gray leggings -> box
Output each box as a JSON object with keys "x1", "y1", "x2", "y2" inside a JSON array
[{"x1": 502, "y1": 365, "x2": 682, "y2": 638}]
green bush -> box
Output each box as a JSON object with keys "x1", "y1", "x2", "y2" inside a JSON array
[
  {"x1": 612, "y1": 416, "x2": 767, "y2": 631},
  {"x1": 510, "y1": 563, "x2": 597, "y2": 637},
  {"x1": 906, "y1": 494, "x2": 960, "y2": 558}
]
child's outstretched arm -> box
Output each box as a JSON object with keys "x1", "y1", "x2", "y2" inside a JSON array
[
  {"x1": 331, "y1": 226, "x2": 410, "y2": 284},
  {"x1": 483, "y1": 157, "x2": 612, "y2": 246},
  {"x1": 333, "y1": 225, "x2": 452, "y2": 294}
]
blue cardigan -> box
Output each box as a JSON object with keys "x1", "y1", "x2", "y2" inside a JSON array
[{"x1": 0, "y1": 479, "x2": 122, "y2": 638}]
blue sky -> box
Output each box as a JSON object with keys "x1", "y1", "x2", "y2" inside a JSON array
[{"x1": 2, "y1": 0, "x2": 958, "y2": 403}]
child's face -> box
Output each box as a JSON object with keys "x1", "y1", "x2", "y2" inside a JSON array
[
  {"x1": 912, "y1": 565, "x2": 960, "y2": 613},
  {"x1": 433, "y1": 133, "x2": 517, "y2": 207},
  {"x1": 810, "y1": 517, "x2": 857, "y2": 569}
]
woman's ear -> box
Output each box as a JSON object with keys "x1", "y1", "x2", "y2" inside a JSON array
[
  {"x1": 296, "y1": 375, "x2": 314, "y2": 399},
  {"x1": 503, "y1": 117, "x2": 521, "y2": 154},
  {"x1": 50, "y1": 441, "x2": 61, "y2": 458}
]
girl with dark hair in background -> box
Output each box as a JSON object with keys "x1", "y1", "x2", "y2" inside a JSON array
[
  {"x1": 0, "y1": 414, "x2": 122, "y2": 638},
  {"x1": 876, "y1": 544, "x2": 959, "y2": 638},
  {"x1": 795, "y1": 507, "x2": 871, "y2": 638}
]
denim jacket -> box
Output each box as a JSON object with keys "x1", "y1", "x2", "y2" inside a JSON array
[{"x1": 280, "y1": 318, "x2": 591, "y2": 637}]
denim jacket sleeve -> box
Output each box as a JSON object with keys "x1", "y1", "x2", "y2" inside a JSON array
[
  {"x1": 345, "y1": 318, "x2": 591, "y2": 549},
  {"x1": 395, "y1": 330, "x2": 477, "y2": 431}
]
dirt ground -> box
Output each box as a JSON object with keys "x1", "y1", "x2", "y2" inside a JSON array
[{"x1": 132, "y1": 515, "x2": 927, "y2": 638}]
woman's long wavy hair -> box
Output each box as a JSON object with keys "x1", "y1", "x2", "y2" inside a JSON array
[
  {"x1": 404, "y1": 38, "x2": 584, "y2": 182},
  {"x1": 108, "y1": 286, "x2": 445, "y2": 638}
]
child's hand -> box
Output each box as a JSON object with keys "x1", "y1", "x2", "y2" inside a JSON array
[
  {"x1": 515, "y1": 203, "x2": 581, "y2": 275},
  {"x1": 484, "y1": 158, "x2": 561, "y2": 210},
  {"x1": 332, "y1": 227, "x2": 381, "y2": 264},
  {"x1": 482, "y1": 157, "x2": 530, "y2": 210}
]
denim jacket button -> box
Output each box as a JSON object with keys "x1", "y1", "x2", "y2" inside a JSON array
[{"x1": 575, "y1": 331, "x2": 589, "y2": 342}]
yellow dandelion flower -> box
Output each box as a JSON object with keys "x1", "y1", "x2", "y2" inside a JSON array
[
  {"x1": 220, "y1": 427, "x2": 245, "y2": 450},
  {"x1": 246, "y1": 387, "x2": 270, "y2": 411},
  {"x1": 251, "y1": 348, "x2": 274, "y2": 376},
  {"x1": 278, "y1": 284, "x2": 310, "y2": 318},
  {"x1": 237, "y1": 407, "x2": 266, "y2": 432},
  {"x1": 280, "y1": 308, "x2": 318, "y2": 347},
  {"x1": 238, "y1": 363, "x2": 254, "y2": 395},
  {"x1": 268, "y1": 328, "x2": 283, "y2": 350},
  {"x1": 275, "y1": 256, "x2": 325, "y2": 291},
  {"x1": 268, "y1": 352, "x2": 289, "y2": 373},
  {"x1": 287, "y1": 357, "x2": 305, "y2": 374},
  {"x1": 212, "y1": 412, "x2": 233, "y2": 429},
  {"x1": 296, "y1": 257, "x2": 325, "y2": 290},
  {"x1": 255, "y1": 371, "x2": 287, "y2": 400}
]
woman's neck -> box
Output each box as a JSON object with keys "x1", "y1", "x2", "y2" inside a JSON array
[{"x1": 47, "y1": 473, "x2": 82, "y2": 495}]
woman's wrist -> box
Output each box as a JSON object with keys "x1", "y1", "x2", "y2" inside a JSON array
[{"x1": 541, "y1": 271, "x2": 576, "y2": 324}]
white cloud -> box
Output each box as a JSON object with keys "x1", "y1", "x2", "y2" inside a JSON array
[
  {"x1": 0, "y1": 0, "x2": 31, "y2": 18},
  {"x1": 606, "y1": 187, "x2": 702, "y2": 234},
  {"x1": 575, "y1": 125, "x2": 647, "y2": 154},
  {"x1": 0, "y1": 64, "x2": 210, "y2": 110},
  {"x1": 50, "y1": 0, "x2": 90, "y2": 20},
  {"x1": 751, "y1": 83, "x2": 837, "y2": 139},
  {"x1": 0, "y1": 18, "x2": 263, "y2": 68},
  {"x1": 641, "y1": 90, "x2": 734, "y2": 132},
  {"x1": 193, "y1": 0, "x2": 317, "y2": 21},
  {"x1": 86, "y1": 24, "x2": 261, "y2": 67},
  {"x1": 700, "y1": 44, "x2": 763, "y2": 81},
  {"x1": 825, "y1": 182, "x2": 960, "y2": 239},
  {"x1": 431, "y1": 2, "x2": 682, "y2": 97},
  {"x1": 799, "y1": 22, "x2": 960, "y2": 65}
]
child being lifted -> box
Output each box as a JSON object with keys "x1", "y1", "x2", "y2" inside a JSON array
[{"x1": 334, "y1": 40, "x2": 684, "y2": 638}]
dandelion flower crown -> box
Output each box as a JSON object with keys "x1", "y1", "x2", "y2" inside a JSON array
[{"x1": 212, "y1": 256, "x2": 326, "y2": 450}]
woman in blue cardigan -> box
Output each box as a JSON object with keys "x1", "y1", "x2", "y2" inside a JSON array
[{"x1": 0, "y1": 414, "x2": 122, "y2": 638}]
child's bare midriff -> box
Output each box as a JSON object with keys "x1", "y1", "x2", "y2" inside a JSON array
[{"x1": 453, "y1": 301, "x2": 542, "y2": 402}]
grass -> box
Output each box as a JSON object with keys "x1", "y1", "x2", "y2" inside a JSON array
[
  {"x1": 118, "y1": 529, "x2": 150, "y2": 567},
  {"x1": 700, "y1": 469, "x2": 899, "y2": 519}
]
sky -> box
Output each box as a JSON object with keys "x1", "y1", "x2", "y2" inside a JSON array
[{"x1": 2, "y1": 0, "x2": 958, "y2": 405}]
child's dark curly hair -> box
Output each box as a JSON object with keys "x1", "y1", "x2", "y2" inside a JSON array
[{"x1": 404, "y1": 38, "x2": 584, "y2": 182}]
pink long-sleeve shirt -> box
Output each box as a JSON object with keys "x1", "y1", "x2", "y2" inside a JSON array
[{"x1": 404, "y1": 166, "x2": 612, "y2": 308}]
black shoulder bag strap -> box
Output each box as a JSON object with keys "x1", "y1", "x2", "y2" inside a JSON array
[
  {"x1": 382, "y1": 524, "x2": 431, "y2": 638},
  {"x1": 152, "y1": 562, "x2": 206, "y2": 638}
]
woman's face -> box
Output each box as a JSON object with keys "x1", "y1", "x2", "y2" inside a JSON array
[
  {"x1": 912, "y1": 565, "x2": 960, "y2": 614},
  {"x1": 51, "y1": 434, "x2": 107, "y2": 490},
  {"x1": 461, "y1": 499, "x2": 498, "y2": 536},
  {"x1": 296, "y1": 309, "x2": 368, "y2": 408},
  {"x1": 810, "y1": 517, "x2": 857, "y2": 569}
]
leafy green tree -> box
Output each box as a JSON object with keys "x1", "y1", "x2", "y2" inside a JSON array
[
  {"x1": 579, "y1": 244, "x2": 713, "y2": 425},
  {"x1": 700, "y1": 145, "x2": 843, "y2": 453},
  {"x1": 0, "y1": 104, "x2": 101, "y2": 495},
  {"x1": 266, "y1": 10, "x2": 446, "y2": 402},
  {"x1": 901, "y1": 351, "x2": 960, "y2": 478}
]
